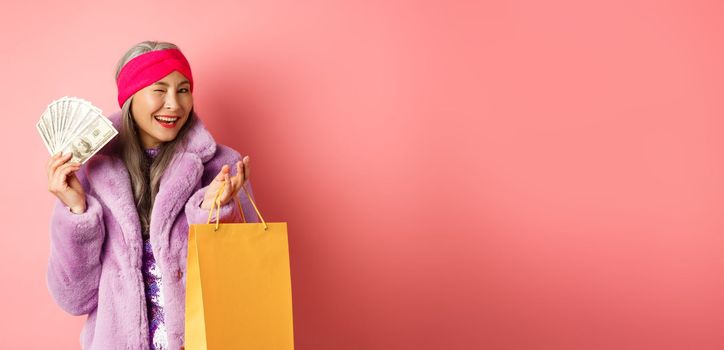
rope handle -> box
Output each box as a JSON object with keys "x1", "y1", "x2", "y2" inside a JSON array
[{"x1": 205, "y1": 179, "x2": 268, "y2": 231}]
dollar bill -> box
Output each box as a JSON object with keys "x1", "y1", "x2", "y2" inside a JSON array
[
  {"x1": 36, "y1": 118, "x2": 53, "y2": 155},
  {"x1": 57, "y1": 114, "x2": 118, "y2": 164},
  {"x1": 36, "y1": 96, "x2": 118, "y2": 164}
]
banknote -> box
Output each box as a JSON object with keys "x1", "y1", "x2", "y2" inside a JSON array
[
  {"x1": 37, "y1": 96, "x2": 118, "y2": 164},
  {"x1": 57, "y1": 115, "x2": 118, "y2": 164}
]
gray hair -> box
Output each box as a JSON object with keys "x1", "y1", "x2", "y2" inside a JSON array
[{"x1": 115, "y1": 40, "x2": 198, "y2": 238}]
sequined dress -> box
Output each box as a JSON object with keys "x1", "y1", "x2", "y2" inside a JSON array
[{"x1": 142, "y1": 146, "x2": 169, "y2": 350}]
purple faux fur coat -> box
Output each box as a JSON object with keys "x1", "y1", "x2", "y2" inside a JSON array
[{"x1": 46, "y1": 110, "x2": 259, "y2": 350}]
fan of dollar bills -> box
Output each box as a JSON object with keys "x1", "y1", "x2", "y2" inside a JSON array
[{"x1": 36, "y1": 96, "x2": 118, "y2": 165}]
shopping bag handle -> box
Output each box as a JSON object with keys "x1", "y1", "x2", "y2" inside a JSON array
[{"x1": 206, "y1": 179, "x2": 268, "y2": 231}]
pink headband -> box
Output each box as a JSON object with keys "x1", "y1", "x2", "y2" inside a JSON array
[{"x1": 116, "y1": 48, "x2": 194, "y2": 108}]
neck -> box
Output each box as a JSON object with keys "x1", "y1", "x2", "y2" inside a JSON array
[{"x1": 140, "y1": 134, "x2": 162, "y2": 150}]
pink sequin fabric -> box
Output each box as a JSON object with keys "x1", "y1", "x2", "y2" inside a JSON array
[{"x1": 142, "y1": 146, "x2": 168, "y2": 350}]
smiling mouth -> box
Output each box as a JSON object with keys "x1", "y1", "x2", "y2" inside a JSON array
[{"x1": 154, "y1": 115, "x2": 180, "y2": 126}]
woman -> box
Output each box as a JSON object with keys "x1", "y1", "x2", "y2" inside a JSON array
[{"x1": 45, "y1": 40, "x2": 258, "y2": 350}]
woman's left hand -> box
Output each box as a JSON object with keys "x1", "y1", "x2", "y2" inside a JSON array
[{"x1": 200, "y1": 156, "x2": 250, "y2": 210}]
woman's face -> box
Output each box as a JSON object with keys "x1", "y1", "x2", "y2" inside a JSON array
[{"x1": 130, "y1": 70, "x2": 193, "y2": 149}]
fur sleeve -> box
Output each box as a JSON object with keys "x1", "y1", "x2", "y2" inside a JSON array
[{"x1": 46, "y1": 166, "x2": 105, "y2": 316}]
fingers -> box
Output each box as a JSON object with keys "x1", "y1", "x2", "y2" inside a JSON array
[
  {"x1": 242, "y1": 156, "x2": 250, "y2": 182},
  {"x1": 214, "y1": 173, "x2": 232, "y2": 204},
  {"x1": 212, "y1": 164, "x2": 232, "y2": 184},
  {"x1": 205, "y1": 164, "x2": 230, "y2": 204},
  {"x1": 232, "y1": 161, "x2": 244, "y2": 188},
  {"x1": 60, "y1": 162, "x2": 81, "y2": 174},
  {"x1": 236, "y1": 161, "x2": 243, "y2": 181},
  {"x1": 58, "y1": 164, "x2": 81, "y2": 183},
  {"x1": 234, "y1": 158, "x2": 249, "y2": 188},
  {"x1": 49, "y1": 162, "x2": 81, "y2": 193},
  {"x1": 47, "y1": 152, "x2": 61, "y2": 168},
  {"x1": 48, "y1": 152, "x2": 72, "y2": 178},
  {"x1": 214, "y1": 167, "x2": 242, "y2": 204},
  {"x1": 209, "y1": 159, "x2": 250, "y2": 205}
]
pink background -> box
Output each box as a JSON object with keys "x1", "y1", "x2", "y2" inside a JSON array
[{"x1": 2, "y1": 0, "x2": 724, "y2": 348}]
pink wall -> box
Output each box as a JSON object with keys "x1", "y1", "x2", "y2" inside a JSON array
[{"x1": 2, "y1": 0, "x2": 724, "y2": 348}]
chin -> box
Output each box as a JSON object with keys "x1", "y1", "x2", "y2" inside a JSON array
[{"x1": 159, "y1": 134, "x2": 180, "y2": 142}]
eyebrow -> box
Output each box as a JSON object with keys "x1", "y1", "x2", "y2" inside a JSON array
[{"x1": 154, "y1": 80, "x2": 190, "y2": 86}]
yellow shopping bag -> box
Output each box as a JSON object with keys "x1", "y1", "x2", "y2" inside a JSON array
[{"x1": 185, "y1": 181, "x2": 294, "y2": 349}]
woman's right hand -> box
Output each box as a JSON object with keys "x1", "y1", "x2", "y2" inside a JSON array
[{"x1": 47, "y1": 152, "x2": 86, "y2": 214}]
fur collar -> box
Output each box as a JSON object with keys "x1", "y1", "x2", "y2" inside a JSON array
[{"x1": 85, "y1": 110, "x2": 216, "y2": 266}]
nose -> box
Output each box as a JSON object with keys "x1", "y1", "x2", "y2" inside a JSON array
[{"x1": 164, "y1": 92, "x2": 180, "y2": 109}]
